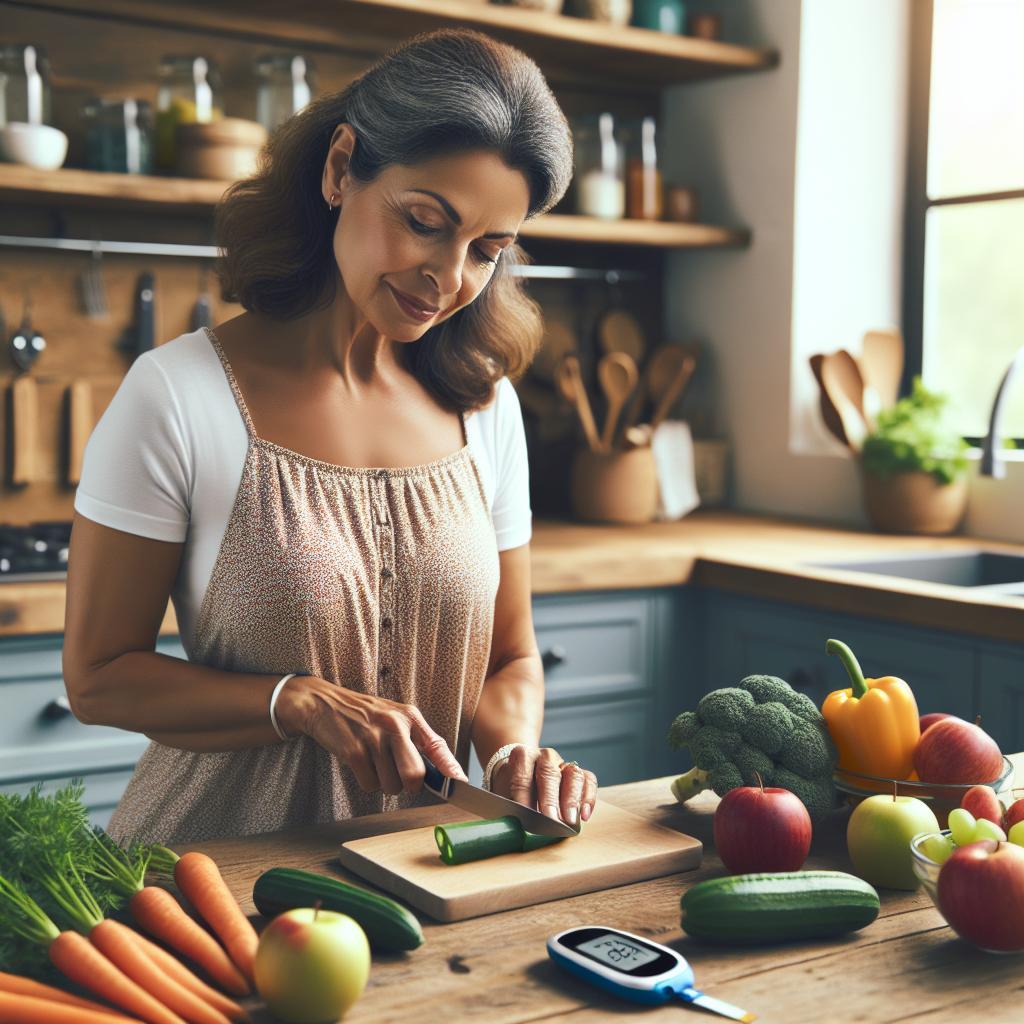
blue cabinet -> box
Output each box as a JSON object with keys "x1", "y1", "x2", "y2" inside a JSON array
[{"x1": 977, "y1": 643, "x2": 1024, "y2": 755}]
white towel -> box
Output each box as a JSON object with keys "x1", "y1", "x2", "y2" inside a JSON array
[{"x1": 652, "y1": 420, "x2": 701, "y2": 521}]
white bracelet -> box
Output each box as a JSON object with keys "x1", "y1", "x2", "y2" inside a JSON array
[
  {"x1": 269, "y1": 673, "x2": 298, "y2": 741},
  {"x1": 482, "y1": 742, "x2": 523, "y2": 791}
]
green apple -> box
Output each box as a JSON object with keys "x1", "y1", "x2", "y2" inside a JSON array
[
  {"x1": 847, "y1": 794, "x2": 939, "y2": 890},
  {"x1": 254, "y1": 907, "x2": 370, "y2": 1024}
]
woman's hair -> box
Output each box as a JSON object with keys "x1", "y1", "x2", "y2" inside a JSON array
[{"x1": 215, "y1": 28, "x2": 573, "y2": 412}]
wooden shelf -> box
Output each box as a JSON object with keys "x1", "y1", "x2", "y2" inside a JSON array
[
  {"x1": 0, "y1": 165, "x2": 750, "y2": 249},
  {"x1": 38, "y1": 0, "x2": 778, "y2": 88}
]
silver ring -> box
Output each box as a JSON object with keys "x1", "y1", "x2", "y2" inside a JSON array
[{"x1": 559, "y1": 760, "x2": 580, "y2": 771}]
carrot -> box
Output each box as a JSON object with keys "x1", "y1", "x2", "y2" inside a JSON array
[
  {"x1": 173, "y1": 854, "x2": 258, "y2": 984},
  {"x1": 0, "y1": 990, "x2": 143, "y2": 1023},
  {"x1": 89, "y1": 921, "x2": 233, "y2": 1024},
  {"x1": 130, "y1": 935, "x2": 251, "y2": 1024},
  {"x1": 47, "y1": 931, "x2": 186, "y2": 1024},
  {"x1": 0, "y1": 971, "x2": 135, "y2": 1018},
  {"x1": 128, "y1": 887, "x2": 249, "y2": 997}
]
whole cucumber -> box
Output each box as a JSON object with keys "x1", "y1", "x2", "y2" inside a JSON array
[
  {"x1": 253, "y1": 866, "x2": 424, "y2": 952},
  {"x1": 680, "y1": 870, "x2": 879, "y2": 944}
]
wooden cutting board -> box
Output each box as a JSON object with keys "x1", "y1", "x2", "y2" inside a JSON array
[{"x1": 337, "y1": 800, "x2": 702, "y2": 922}]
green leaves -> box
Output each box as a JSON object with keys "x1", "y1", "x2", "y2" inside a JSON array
[{"x1": 861, "y1": 377, "x2": 970, "y2": 484}]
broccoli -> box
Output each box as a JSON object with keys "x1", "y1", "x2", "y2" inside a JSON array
[{"x1": 667, "y1": 674, "x2": 841, "y2": 821}]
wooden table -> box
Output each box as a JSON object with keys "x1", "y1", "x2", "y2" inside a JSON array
[{"x1": 184, "y1": 753, "x2": 1024, "y2": 1024}]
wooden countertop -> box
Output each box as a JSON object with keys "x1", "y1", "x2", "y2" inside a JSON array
[
  {"x1": 179, "y1": 752, "x2": 1024, "y2": 1024},
  {"x1": 3, "y1": 510, "x2": 1024, "y2": 641}
]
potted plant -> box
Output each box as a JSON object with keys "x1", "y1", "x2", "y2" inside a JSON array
[{"x1": 859, "y1": 378, "x2": 970, "y2": 534}]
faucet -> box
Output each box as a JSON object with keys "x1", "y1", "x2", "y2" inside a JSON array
[{"x1": 979, "y1": 346, "x2": 1024, "y2": 479}]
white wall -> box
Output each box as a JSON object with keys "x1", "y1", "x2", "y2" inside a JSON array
[{"x1": 662, "y1": 0, "x2": 912, "y2": 525}]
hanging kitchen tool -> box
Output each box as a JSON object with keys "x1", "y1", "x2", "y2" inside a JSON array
[
  {"x1": 555, "y1": 353, "x2": 602, "y2": 453},
  {"x1": 79, "y1": 237, "x2": 109, "y2": 318},
  {"x1": 860, "y1": 327, "x2": 904, "y2": 414},
  {"x1": 190, "y1": 260, "x2": 213, "y2": 331},
  {"x1": 119, "y1": 271, "x2": 156, "y2": 358},
  {"x1": 10, "y1": 375, "x2": 39, "y2": 485},
  {"x1": 67, "y1": 379, "x2": 94, "y2": 486},
  {"x1": 596, "y1": 351, "x2": 639, "y2": 451},
  {"x1": 820, "y1": 350, "x2": 869, "y2": 451},
  {"x1": 809, "y1": 353, "x2": 849, "y2": 447},
  {"x1": 8, "y1": 288, "x2": 46, "y2": 372}
]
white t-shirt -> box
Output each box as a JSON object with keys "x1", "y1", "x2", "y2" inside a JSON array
[{"x1": 74, "y1": 328, "x2": 532, "y2": 650}]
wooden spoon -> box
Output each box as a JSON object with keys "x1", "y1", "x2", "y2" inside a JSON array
[
  {"x1": 809, "y1": 353, "x2": 849, "y2": 446},
  {"x1": 820, "y1": 351, "x2": 869, "y2": 451},
  {"x1": 555, "y1": 354, "x2": 602, "y2": 452},
  {"x1": 860, "y1": 328, "x2": 904, "y2": 414},
  {"x1": 597, "y1": 352, "x2": 639, "y2": 451},
  {"x1": 649, "y1": 353, "x2": 697, "y2": 432}
]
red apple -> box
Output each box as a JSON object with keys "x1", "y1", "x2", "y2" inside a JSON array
[
  {"x1": 937, "y1": 840, "x2": 1024, "y2": 951},
  {"x1": 961, "y1": 785, "x2": 1004, "y2": 828},
  {"x1": 1006, "y1": 796, "x2": 1024, "y2": 832},
  {"x1": 912, "y1": 717, "x2": 1003, "y2": 785},
  {"x1": 713, "y1": 776, "x2": 812, "y2": 874},
  {"x1": 919, "y1": 712, "x2": 953, "y2": 733}
]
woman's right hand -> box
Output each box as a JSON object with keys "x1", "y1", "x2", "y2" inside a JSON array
[{"x1": 275, "y1": 675, "x2": 467, "y2": 796}]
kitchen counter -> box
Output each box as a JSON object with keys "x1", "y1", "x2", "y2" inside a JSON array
[
  {"x1": 3, "y1": 510, "x2": 1024, "y2": 640},
  {"x1": 179, "y1": 752, "x2": 1024, "y2": 1024}
]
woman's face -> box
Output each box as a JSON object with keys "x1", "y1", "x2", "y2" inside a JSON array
[{"x1": 328, "y1": 129, "x2": 531, "y2": 341}]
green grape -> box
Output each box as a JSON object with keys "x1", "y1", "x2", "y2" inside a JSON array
[
  {"x1": 948, "y1": 807, "x2": 977, "y2": 847},
  {"x1": 973, "y1": 818, "x2": 1007, "y2": 843},
  {"x1": 1008, "y1": 820, "x2": 1024, "y2": 848},
  {"x1": 920, "y1": 833, "x2": 954, "y2": 864}
]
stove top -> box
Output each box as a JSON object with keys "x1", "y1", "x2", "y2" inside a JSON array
[{"x1": 0, "y1": 521, "x2": 71, "y2": 581}]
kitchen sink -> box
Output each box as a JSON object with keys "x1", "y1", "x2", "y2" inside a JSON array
[{"x1": 811, "y1": 550, "x2": 1024, "y2": 594}]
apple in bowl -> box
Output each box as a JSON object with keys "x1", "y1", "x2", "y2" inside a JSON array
[{"x1": 913, "y1": 718, "x2": 1003, "y2": 786}]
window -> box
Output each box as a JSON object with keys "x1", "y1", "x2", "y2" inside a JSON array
[{"x1": 905, "y1": 0, "x2": 1024, "y2": 442}]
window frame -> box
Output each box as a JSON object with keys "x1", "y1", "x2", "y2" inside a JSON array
[{"x1": 902, "y1": 0, "x2": 1024, "y2": 445}]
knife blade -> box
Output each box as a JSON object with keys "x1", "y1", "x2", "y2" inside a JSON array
[{"x1": 421, "y1": 755, "x2": 580, "y2": 839}]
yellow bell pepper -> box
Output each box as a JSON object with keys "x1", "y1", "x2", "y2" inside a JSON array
[{"x1": 822, "y1": 638, "x2": 920, "y2": 780}]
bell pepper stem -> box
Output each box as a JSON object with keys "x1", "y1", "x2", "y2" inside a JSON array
[{"x1": 825, "y1": 638, "x2": 868, "y2": 698}]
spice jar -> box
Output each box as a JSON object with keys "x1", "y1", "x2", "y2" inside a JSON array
[
  {"x1": 84, "y1": 98, "x2": 154, "y2": 174},
  {"x1": 0, "y1": 44, "x2": 52, "y2": 126},
  {"x1": 624, "y1": 116, "x2": 662, "y2": 220},
  {"x1": 573, "y1": 113, "x2": 625, "y2": 220},
  {"x1": 255, "y1": 54, "x2": 316, "y2": 133},
  {"x1": 155, "y1": 55, "x2": 222, "y2": 171}
]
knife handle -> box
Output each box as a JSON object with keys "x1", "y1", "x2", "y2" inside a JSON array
[{"x1": 421, "y1": 754, "x2": 448, "y2": 796}]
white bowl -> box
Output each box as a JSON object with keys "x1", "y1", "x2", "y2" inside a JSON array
[{"x1": 0, "y1": 122, "x2": 68, "y2": 170}]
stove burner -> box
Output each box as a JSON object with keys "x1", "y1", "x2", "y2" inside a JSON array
[{"x1": 0, "y1": 521, "x2": 71, "y2": 581}]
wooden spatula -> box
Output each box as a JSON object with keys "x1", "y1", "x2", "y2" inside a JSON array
[
  {"x1": 861, "y1": 328, "x2": 904, "y2": 414},
  {"x1": 820, "y1": 350, "x2": 869, "y2": 451},
  {"x1": 597, "y1": 352, "x2": 639, "y2": 451},
  {"x1": 809, "y1": 353, "x2": 849, "y2": 446},
  {"x1": 556, "y1": 354, "x2": 602, "y2": 453}
]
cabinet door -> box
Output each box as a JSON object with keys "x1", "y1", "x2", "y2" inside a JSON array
[
  {"x1": 978, "y1": 646, "x2": 1024, "y2": 754},
  {"x1": 703, "y1": 591, "x2": 976, "y2": 720},
  {"x1": 540, "y1": 699, "x2": 653, "y2": 787}
]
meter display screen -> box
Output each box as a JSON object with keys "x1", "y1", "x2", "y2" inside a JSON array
[{"x1": 576, "y1": 933, "x2": 660, "y2": 970}]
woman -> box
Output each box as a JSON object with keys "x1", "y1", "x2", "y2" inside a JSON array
[{"x1": 62, "y1": 28, "x2": 599, "y2": 844}]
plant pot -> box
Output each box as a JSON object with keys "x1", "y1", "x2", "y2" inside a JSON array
[
  {"x1": 860, "y1": 465, "x2": 969, "y2": 535},
  {"x1": 570, "y1": 445, "x2": 658, "y2": 524}
]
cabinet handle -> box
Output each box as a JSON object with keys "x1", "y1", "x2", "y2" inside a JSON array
[
  {"x1": 542, "y1": 645, "x2": 567, "y2": 670},
  {"x1": 42, "y1": 695, "x2": 73, "y2": 720}
]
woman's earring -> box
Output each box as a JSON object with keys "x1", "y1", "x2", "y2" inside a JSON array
[{"x1": 327, "y1": 192, "x2": 339, "y2": 210}]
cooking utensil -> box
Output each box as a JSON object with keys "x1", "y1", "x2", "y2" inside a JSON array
[
  {"x1": 820, "y1": 350, "x2": 869, "y2": 451},
  {"x1": 809, "y1": 353, "x2": 848, "y2": 446},
  {"x1": 10, "y1": 375, "x2": 38, "y2": 484},
  {"x1": 860, "y1": 328, "x2": 904, "y2": 414},
  {"x1": 555, "y1": 354, "x2": 602, "y2": 452},
  {"x1": 67, "y1": 379, "x2": 94, "y2": 486},
  {"x1": 79, "y1": 239, "x2": 109, "y2": 318},
  {"x1": 648, "y1": 352, "x2": 696, "y2": 432},
  {"x1": 548, "y1": 926, "x2": 754, "y2": 1022},
  {"x1": 421, "y1": 755, "x2": 578, "y2": 838},
  {"x1": 597, "y1": 351, "x2": 638, "y2": 450},
  {"x1": 337, "y1": 799, "x2": 701, "y2": 923},
  {"x1": 120, "y1": 271, "x2": 156, "y2": 358},
  {"x1": 190, "y1": 261, "x2": 213, "y2": 331},
  {"x1": 596, "y1": 307, "x2": 646, "y2": 363},
  {"x1": 8, "y1": 289, "x2": 46, "y2": 372}
]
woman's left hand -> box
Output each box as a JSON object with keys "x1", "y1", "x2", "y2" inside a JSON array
[{"x1": 490, "y1": 745, "x2": 598, "y2": 826}]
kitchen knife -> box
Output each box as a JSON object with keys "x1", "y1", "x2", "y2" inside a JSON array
[{"x1": 421, "y1": 755, "x2": 580, "y2": 839}]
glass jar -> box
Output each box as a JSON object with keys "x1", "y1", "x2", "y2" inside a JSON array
[
  {"x1": 255, "y1": 54, "x2": 316, "y2": 132},
  {"x1": 84, "y1": 98, "x2": 154, "y2": 174},
  {"x1": 624, "y1": 116, "x2": 663, "y2": 220},
  {"x1": 155, "y1": 55, "x2": 222, "y2": 171},
  {"x1": 572, "y1": 113, "x2": 625, "y2": 220},
  {"x1": 630, "y1": 0, "x2": 686, "y2": 34},
  {"x1": 0, "y1": 44, "x2": 53, "y2": 126}
]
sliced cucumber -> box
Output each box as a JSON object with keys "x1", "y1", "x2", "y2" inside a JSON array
[{"x1": 435, "y1": 816, "x2": 566, "y2": 864}]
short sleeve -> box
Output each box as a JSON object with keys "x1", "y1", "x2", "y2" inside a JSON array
[
  {"x1": 490, "y1": 378, "x2": 532, "y2": 551},
  {"x1": 73, "y1": 353, "x2": 192, "y2": 542}
]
